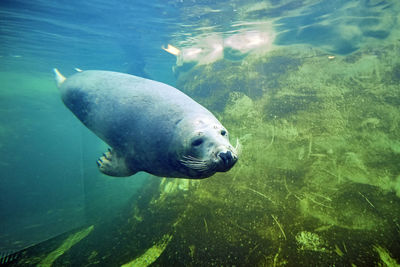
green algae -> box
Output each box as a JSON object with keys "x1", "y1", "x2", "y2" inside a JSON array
[
  {"x1": 295, "y1": 231, "x2": 326, "y2": 252},
  {"x1": 121, "y1": 234, "x2": 172, "y2": 267},
  {"x1": 39, "y1": 225, "x2": 94, "y2": 266},
  {"x1": 374, "y1": 245, "x2": 400, "y2": 267},
  {"x1": 166, "y1": 41, "x2": 400, "y2": 265}
]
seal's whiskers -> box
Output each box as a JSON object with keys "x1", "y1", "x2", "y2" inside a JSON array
[
  {"x1": 235, "y1": 138, "x2": 242, "y2": 156},
  {"x1": 180, "y1": 155, "x2": 210, "y2": 171}
]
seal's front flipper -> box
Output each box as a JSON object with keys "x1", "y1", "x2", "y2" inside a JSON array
[{"x1": 96, "y1": 149, "x2": 136, "y2": 177}]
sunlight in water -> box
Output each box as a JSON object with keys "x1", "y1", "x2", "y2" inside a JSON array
[{"x1": 164, "y1": 21, "x2": 276, "y2": 66}]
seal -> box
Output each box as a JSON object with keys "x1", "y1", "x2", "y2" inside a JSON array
[{"x1": 54, "y1": 69, "x2": 239, "y2": 179}]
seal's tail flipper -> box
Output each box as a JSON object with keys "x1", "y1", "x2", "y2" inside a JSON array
[{"x1": 53, "y1": 68, "x2": 66, "y2": 88}]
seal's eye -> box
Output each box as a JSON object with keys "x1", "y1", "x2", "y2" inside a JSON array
[
  {"x1": 221, "y1": 130, "x2": 227, "y2": 136},
  {"x1": 192, "y1": 138, "x2": 203, "y2": 147}
]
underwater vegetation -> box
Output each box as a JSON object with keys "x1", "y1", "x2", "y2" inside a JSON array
[
  {"x1": 171, "y1": 41, "x2": 400, "y2": 265},
  {"x1": 11, "y1": 41, "x2": 400, "y2": 266}
]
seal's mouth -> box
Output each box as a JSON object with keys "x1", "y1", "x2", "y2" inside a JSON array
[
  {"x1": 215, "y1": 150, "x2": 238, "y2": 172},
  {"x1": 180, "y1": 148, "x2": 238, "y2": 174},
  {"x1": 179, "y1": 138, "x2": 240, "y2": 177},
  {"x1": 214, "y1": 138, "x2": 240, "y2": 172}
]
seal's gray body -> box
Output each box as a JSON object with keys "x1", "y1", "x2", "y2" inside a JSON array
[{"x1": 59, "y1": 70, "x2": 237, "y2": 178}]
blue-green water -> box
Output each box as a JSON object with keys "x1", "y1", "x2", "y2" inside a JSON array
[{"x1": 1, "y1": 0, "x2": 400, "y2": 265}]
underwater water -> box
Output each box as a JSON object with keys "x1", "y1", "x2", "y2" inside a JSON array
[{"x1": 1, "y1": 0, "x2": 400, "y2": 266}]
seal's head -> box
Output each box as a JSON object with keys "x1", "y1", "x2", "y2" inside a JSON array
[{"x1": 174, "y1": 116, "x2": 239, "y2": 178}]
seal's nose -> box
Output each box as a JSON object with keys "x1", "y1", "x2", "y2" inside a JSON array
[{"x1": 217, "y1": 151, "x2": 237, "y2": 170}]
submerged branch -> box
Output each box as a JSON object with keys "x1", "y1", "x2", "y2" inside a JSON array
[
  {"x1": 358, "y1": 192, "x2": 375, "y2": 208},
  {"x1": 271, "y1": 214, "x2": 287, "y2": 240}
]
